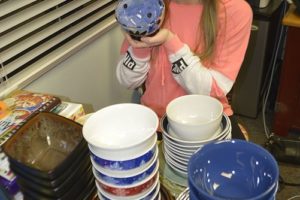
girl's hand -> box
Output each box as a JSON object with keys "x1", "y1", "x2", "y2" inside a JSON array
[
  {"x1": 124, "y1": 29, "x2": 174, "y2": 48},
  {"x1": 124, "y1": 32, "x2": 150, "y2": 48},
  {"x1": 141, "y1": 29, "x2": 174, "y2": 46}
]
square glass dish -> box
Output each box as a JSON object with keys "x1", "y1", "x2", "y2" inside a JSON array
[{"x1": 3, "y1": 112, "x2": 86, "y2": 179}]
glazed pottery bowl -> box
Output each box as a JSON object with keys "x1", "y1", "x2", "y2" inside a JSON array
[
  {"x1": 160, "y1": 114, "x2": 231, "y2": 147},
  {"x1": 90, "y1": 144, "x2": 158, "y2": 178},
  {"x1": 188, "y1": 139, "x2": 279, "y2": 200},
  {"x1": 92, "y1": 150, "x2": 158, "y2": 186},
  {"x1": 96, "y1": 167, "x2": 159, "y2": 198},
  {"x1": 83, "y1": 103, "x2": 158, "y2": 160},
  {"x1": 97, "y1": 177, "x2": 160, "y2": 200},
  {"x1": 89, "y1": 138, "x2": 157, "y2": 171},
  {"x1": 166, "y1": 95, "x2": 223, "y2": 141},
  {"x1": 115, "y1": 0, "x2": 165, "y2": 39}
]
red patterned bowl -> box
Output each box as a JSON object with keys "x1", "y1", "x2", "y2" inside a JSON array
[
  {"x1": 96, "y1": 173, "x2": 160, "y2": 200},
  {"x1": 96, "y1": 166, "x2": 158, "y2": 196}
]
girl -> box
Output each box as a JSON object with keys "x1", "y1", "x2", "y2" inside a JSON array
[{"x1": 116, "y1": 0, "x2": 253, "y2": 139}]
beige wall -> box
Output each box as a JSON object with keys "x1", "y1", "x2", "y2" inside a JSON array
[{"x1": 25, "y1": 26, "x2": 132, "y2": 113}]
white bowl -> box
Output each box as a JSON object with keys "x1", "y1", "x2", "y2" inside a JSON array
[
  {"x1": 83, "y1": 103, "x2": 158, "y2": 160},
  {"x1": 166, "y1": 95, "x2": 223, "y2": 141},
  {"x1": 161, "y1": 114, "x2": 230, "y2": 147}
]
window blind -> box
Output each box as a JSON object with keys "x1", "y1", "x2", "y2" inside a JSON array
[{"x1": 0, "y1": 0, "x2": 118, "y2": 97}]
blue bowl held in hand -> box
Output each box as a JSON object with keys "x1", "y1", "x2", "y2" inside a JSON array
[{"x1": 115, "y1": 0, "x2": 165, "y2": 40}]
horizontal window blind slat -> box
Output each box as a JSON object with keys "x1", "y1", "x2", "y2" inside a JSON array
[
  {"x1": 1, "y1": 0, "x2": 113, "y2": 62},
  {"x1": 0, "y1": 0, "x2": 37, "y2": 18},
  {"x1": 0, "y1": 16, "x2": 117, "y2": 98},
  {"x1": 0, "y1": 0, "x2": 92, "y2": 50},
  {"x1": 2, "y1": 3, "x2": 116, "y2": 76},
  {"x1": 0, "y1": 0, "x2": 65, "y2": 34}
]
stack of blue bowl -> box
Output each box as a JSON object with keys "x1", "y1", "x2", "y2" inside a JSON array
[{"x1": 187, "y1": 139, "x2": 279, "y2": 200}]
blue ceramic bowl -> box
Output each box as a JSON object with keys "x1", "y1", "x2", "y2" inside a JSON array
[
  {"x1": 93, "y1": 153, "x2": 158, "y2": 186},
  {"x1": 90, "y1": 143, "x2": 156, "y2": 171},
  {"x1": 188, "y1": 139, "x2": 279, "y2": 200},
  {"x1": 115, "y1": 0, "x2": 165, "y2": 38}
]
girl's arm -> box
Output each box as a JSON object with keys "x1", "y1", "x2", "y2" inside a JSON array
[
  {"x1": 116, "y1": 39, "x2": 151, "y2": 89},
  {"x1": 164, "y1": 2, "x2": 253, "y2": 99}
]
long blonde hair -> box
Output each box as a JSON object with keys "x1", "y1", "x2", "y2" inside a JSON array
[{"x1": 164, "y1": 0, "x2": 218, "y2": 60}]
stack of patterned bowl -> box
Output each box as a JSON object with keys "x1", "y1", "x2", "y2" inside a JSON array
[
  {"x1": 83, "y1": 103, "x2": 161, "y2": 200},
  {"x1": 2, "y1": 112, "x2": 95, "y2": 200}
]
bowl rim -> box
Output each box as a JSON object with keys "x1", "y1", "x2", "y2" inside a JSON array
[
  {"x1": 163, "y1": 143, "x2": 190, "y2": 163},
  {"x1": 2, "y1": 112, "x2": 85, "y2": 176},
  {"x1": 83, "y1": 103, "x2": 158, "y2": 150},
  {"x1": 163, "y1": 139, "x2": 197, "y2": 155},
  {"x1": 95, "y1": 159, "x2": 159, "y2": 189},
  {"x1": 88, "y1": 136, "x2": 157, "y2": 162},
  {"x1": 188, "y1": 139, "x2": 279, "y2": 200},
  {"x1": 96, "y1": 173, "x2": 160, "y2": 200},
  {"x1": 160, "y1": 114, "x2": 230, "y2": 145},
  {"x1": 91, "y1": 145, "x2": 159, "y2": 178},
  {"x1": 92, "y1": 148, "x2": 159, "y2": 180},
  {"x1": 115, "y1": 14, "x2": 162, "y2": 29},
  {"x1": 166, "y1": 94, "x2": 223, "y2": 126}
]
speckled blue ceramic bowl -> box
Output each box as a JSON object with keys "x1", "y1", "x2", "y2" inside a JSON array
[
  {"x1": 90, "y1": 141, "x2": 157, "y2": 171},
  {"x1": 93, "y1": 150, "x2": 158, "y2": 186},
  {"x1": 188, "y1": 139, "x2": 279, "y2": 200},
  {"x1": 115, "y1": 0, "x2": 165, "y2": 39}
]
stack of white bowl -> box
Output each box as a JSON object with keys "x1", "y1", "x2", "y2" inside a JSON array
[
  {"x1": 161, "y1": 95, "x2": 232, "y2": 177},
  {"x1": 83, "y1": 104, "x2": 161, "y2": 200}
]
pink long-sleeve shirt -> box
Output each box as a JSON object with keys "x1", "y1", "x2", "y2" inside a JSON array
[{"x1": 116, "y1": 0, "x2": 253, "y2": 119}]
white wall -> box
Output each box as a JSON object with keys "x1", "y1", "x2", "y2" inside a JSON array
[{"x1": 25, "y1": 26, "x2": 132, "y2": 113}]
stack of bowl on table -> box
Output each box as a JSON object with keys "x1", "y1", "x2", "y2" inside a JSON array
[
  {"x1": 2, "y1": 112, "x2": 95, "y2": 200},
  {"x1": 83, "y1": 104, "x2": 161, "y2": 200},
  {"x1": 161, "y1": 95, "x2": 232, "y2": 178},
  {"x1": 185, "y1": 139, "x2": 279, "y2": 200}
]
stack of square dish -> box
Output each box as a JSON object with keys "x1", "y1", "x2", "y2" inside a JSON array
[
  {"x1": 83, "y1": 103, "x2": 161, "y2": 200},
  {"x1": 2, "y1": 112, "x2": 95, "y2": 200}
]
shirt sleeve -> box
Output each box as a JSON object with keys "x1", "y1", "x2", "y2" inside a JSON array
[
  {"x1": 116, "y1": 39, "x2": 152, "y2": 89},
  {"x1": 163, "y1": 0, "x2": 253, "y2": 98}
]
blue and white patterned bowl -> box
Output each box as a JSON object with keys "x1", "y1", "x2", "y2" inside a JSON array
[
  {"x1": 96, "y1": 172, "x2": 160, "y2": 200},
  {"x1": 90, "y1": 139, "x2": 157, "y2": 171},
  {"x1": 115, "y1": 0, "x2": 165, "y2": 38},
  {"x1": 91, "y1": 145, "x2": 158, "y2": 178},
  {"x1": 93, "y1": 150, "x2": 158, "y2": 186}
]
